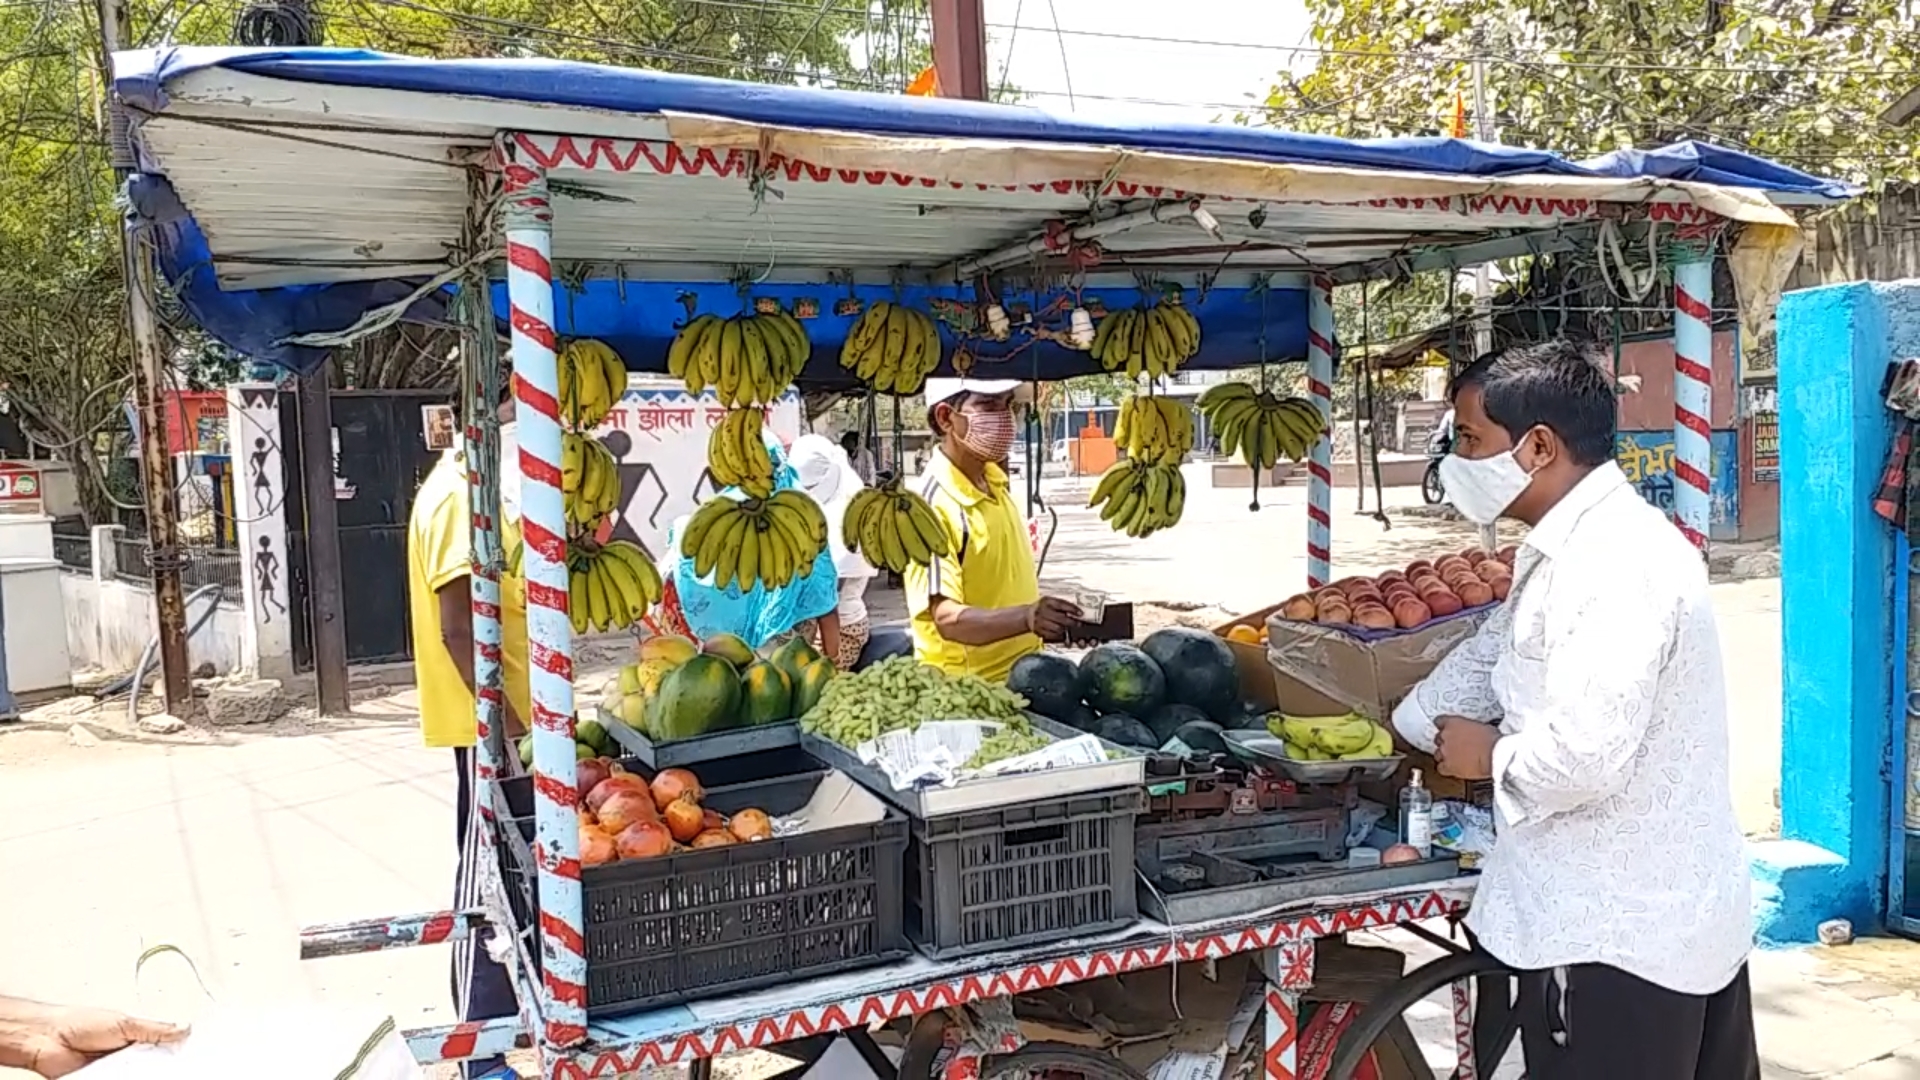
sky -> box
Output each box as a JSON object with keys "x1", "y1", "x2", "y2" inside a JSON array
[{"x1": 979, "y1": 0, "x2": 1316, "y2": 125}]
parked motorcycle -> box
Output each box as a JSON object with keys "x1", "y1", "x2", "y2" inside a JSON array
[{"x1": 1422, "y1": 423, "x2": 1451, "y2": 505}]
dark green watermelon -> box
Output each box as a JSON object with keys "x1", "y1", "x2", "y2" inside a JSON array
[
  {"x1": 1147, "y1": 702, "x2": 1212, "y2": 746},
  {"x1": 1170, "y1": 718, "x2": 1229, "y2": 756},
  {"x1": 1078, "y1": 642, "x2": 1166, "y2": 716},
  {"x1": 1064, "y1": 702, "x2": 1099, "y2": 732},
  {"x1": 1007, "y1": 652, "x2": 1084, "y2": 721},
  {"x1": 1092, "y1": 712, "x2": 1158, "y2": 749},
  {"x1": 1140, "y1": 627, "x2": 1240, "y2": 721},
  {"x1": 1228, "y1": 700, "x2": 1276, "y2": 730}
]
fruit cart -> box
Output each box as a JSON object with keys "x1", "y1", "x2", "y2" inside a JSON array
[{"x1": 114, "y1": 45, "x2": 1845, "y2": 1080}]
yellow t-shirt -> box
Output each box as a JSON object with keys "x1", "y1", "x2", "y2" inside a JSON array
[
  {"x1": 407, "y1": 452, "x2": 532, "y2": 748},
  {"x1": 904, "y1": 451, "x2": 1041, "y2": 684}
]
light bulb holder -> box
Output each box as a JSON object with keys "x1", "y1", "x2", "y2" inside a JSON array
[
  {"x1": 1189, "y1": 201, "x2": 1223, "y2": 241},
  {"x1": 985, "y1": 303, "x2": 1011, "y2": 341},
  {"x1": 1068, "y1": 307, "x2": 1096, "y2": 349}
]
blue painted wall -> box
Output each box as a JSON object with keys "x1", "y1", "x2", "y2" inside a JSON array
[
  {"x1": 1614, "y1": 429, "x2": 1741, "y2": 540},
  {"x1": 1760, "y1": 281, "x2": 1920, "y2": 943}
]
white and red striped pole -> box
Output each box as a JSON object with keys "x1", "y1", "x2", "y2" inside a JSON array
[
  {"x1": 463, "y1": 273, "x2": 506, "y2": 832},
  {"x1": 1305, "y1": 274, "x2": 1335, "y2": 589},
  {"x1": 1671, "y1": 251, "x2": 1714, "y2": 552},
  {"x1": 498, "y1": 135, "x2": 588, "y2": 1050}
]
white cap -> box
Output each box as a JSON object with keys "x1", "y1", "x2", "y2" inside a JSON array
[{"x1": 922, "y1": 377, "x2": 1035, "y2": 410}]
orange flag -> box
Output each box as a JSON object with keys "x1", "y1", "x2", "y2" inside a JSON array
[
  {"x1": 1449, "y1": 91, "x2": 1469, "y2": 138},
  {"x1": 905, "y1": 66, "x2": 940, "y2": 97}
]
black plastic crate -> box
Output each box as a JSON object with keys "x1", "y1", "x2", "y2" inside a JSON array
[
  {"x1": 907, "y1": 787, "x2": 1146, "y2": 959},
  {"x1": 497, "y1": 769, "x2": 910, "y2": 1016}
]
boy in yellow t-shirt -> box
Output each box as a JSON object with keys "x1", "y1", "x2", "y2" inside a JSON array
[{"x1": 404, "y1": 391, "x2": 527, "y2": 1080}]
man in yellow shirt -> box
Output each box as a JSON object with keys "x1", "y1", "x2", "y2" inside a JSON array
[
  {"x1": 905, "y1": 378, "x2": 1082, "y2": 683},
  {"x1": 406, "y1": 392, "x2": 528, "y2": 1080}
]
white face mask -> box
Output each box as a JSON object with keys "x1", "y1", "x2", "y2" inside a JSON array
[{"x1": 1439, "y1": 447, "x2": 1535, "y2": 525}]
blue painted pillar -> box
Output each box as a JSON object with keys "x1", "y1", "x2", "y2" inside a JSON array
[{"x1": 1753, "y1": 281, "x2": 1920, "y2": 944}]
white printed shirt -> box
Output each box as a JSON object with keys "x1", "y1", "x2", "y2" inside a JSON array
[{"x1": 1392, "y1": 462, "x2": 1751, "y2": 995}]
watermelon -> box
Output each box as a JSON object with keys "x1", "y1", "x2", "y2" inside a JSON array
[
  {"x1": 1007, "y1": 652, "x2": 1083, "y2": 721},
  {"x1": 741, "y1": 661, "x2": 794, "y2": 725},
  {"x1": 791, "y1": 656, "x2": 836, "y2": 718},
  {"x1": 645, "y1": 653, "x2": 742, "y2": 741},
  {"x1": 1140, "y1": 627, "x2": 1240, "y2": 721},
  {"x1": 1227, "y1": 700, "x2": 1275, "y2": 731},
  {"x1": 1092, "y1": 712, "x2": 1158, "y2": 749},
  {"x1": 1078, "y1": 642, "x2": 1166, "y2": 716},
  {"x1": 700, "y1": 632, "x2": 757, "y2": 671},
  {"x1": 1169, "y1": 718, "x2": 1229, "y2": 757},
  {"x1": 1065, "y1": 703, "x2": 1099, "y2": 733},
  {"x1": 1146, "y1": 702, "x2": 1212, "y2": 746},
  {"x1": 770, "y1": 637, "x2": 823, "y2": 687}
]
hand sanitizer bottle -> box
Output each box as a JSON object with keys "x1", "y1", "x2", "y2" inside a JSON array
[{"x1": 1399, "y1": 769, "x2": 1434, "y2": 858}]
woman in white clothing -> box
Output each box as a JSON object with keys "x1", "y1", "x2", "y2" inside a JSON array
[{"x1": 789, "y1": 434, "x2": 876, "y2": 669}]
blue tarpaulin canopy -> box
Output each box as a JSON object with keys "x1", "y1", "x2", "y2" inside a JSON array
[{"x1": 113, "y1": 46, "x2": 1854, "y2": 381}]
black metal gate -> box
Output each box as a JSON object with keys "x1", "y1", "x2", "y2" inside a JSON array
[{"x1": 284, "y1": 389, "x2": 451, "y2": 669}]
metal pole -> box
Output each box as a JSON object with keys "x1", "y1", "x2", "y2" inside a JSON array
[
  {"x1": 1470, "y1": 40, "x2": 1501, "y2": 554},
  {"x1": 0, "y1": 571, "x2": 19, "y2": 721},
  {"x1": 98, "y1": 0, "x2": 192, "y2": 712},
  {"x1": 1672, "y1": 251, "x2": 1715, "y2": 553},
  {"x1": 1306, "y1": 274, "x2": 1335, "y2": 590},
  {"x1": 458, "y1": 166, "x2": 508, "y2": 818},
  {"x1": 496, "y1": 135, "x2": 586, "y2": 1051},
  {"x1": 296, "y1": 366, "x2": 351, "y2": 713},
  {"x1": 930, "y1": 0, "x2": 989, "y2": 101}
]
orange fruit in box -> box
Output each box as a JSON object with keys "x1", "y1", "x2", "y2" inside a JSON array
[{"x1": 1226, "y1": 624, "x2": 1262, "y2": 645}]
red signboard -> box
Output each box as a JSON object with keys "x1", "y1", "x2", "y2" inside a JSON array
[{"x1": 0, "y1": 462, "x2": 44, "y2": 512}]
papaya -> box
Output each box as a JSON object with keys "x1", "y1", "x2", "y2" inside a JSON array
[
  {"x1": 769, "y1": 636, "x2": 823, "y2": 687},
  {"x1": 645, "y1": 653, "x2": 743, "y2": 741},
  {"x1": 700, "y1": 632, "x2": 757, "y2": 671},
  {"x1": 741, "y1": 661, "x2": 794, "y2": 725},
  {"x1": 639, "y1": 634, "x2": 699, "y2": 666},
  {"x1": 790, "y1": 656, "x2": 836, "y2": 718}
]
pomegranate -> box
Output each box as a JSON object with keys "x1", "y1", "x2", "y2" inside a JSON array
[
  {"x1": 585, "y1": 771, "x2": 647, "y2": 814},
  {"x1": 729, "y1": 808, "x2": 773, "y2": 843},
  {"x1": 579, "y1": 823, "x2": 617, "y2": 867},
  {"x1": 691, "y1": 828, "x2": 734, "y2": 849},
  {"x1": 614, "y1": 820, "x2": 674, "y2": 861},
  {"x1": 662, "y1": 799, "x2": 706, "y2": 844},
  {"x1": 598, "y1": 790, "x2": 658, "y2": 834},
  {"x1": 650, "y1": 768, "x2": 704, "y2": 812},
  {"x1": 576, "y1": 758, "x2": 614, "y2": 801},
  {"x1": 702, "y1": 808, "x2": 726, "y2": 831}
]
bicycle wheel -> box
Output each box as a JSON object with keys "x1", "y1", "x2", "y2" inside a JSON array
[
  {"x1": 1422, "y1": 460, "x2": 1446, "y2": 505},
  {"x1": 981, "y1": 1042, "x2": 1152, "y2": 1080},
  {"x1": 1325, "y1": 950, "x2": 1521, "y2": 1080}
]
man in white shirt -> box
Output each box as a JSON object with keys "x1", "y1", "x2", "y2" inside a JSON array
[{"x1": 1393, "y1": 339, "x2": 1755, "y2": 1078}]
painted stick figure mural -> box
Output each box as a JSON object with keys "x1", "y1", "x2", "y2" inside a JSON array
[
  {"x1": 253, "y1": 535, "x2": 287, "y2": 622},
  {"x1": 228, "y1": 383, "x2": 294, "y2": 675}
]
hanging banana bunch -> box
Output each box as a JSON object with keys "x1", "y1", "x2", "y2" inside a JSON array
[
  {"x1": 707, "y1": 408, "x2": 777, "y2": 499},
  {"x1": 556, "y1": 339, "x2": 628, "y2": 429},
  {"x1": 561, "y1": 432, "x2": 622, "y2": 529},
  {"x1": 568, "y1": 540, "x2": 667, "y2": 634},
  {"x1": 838, "y1": 301, "x2": 943, "y2": 395},
  {"x1": 678, "y1": 490, "x2": 829, "y2": 592},
  {"x1": 1196, "y1": 383, "x2": 1326, "y2": 471},
  {"x1": 843, "y1": 480, "x2": 953, "y2": 574},
  {"x1": 1114, "y1": 395, "x2": 1195, "y2": 466},
  {"x1": 666, "y1": 309, "x2": 811, "y2": 406},
  {"x1": 1087, "y1": 458, "x2": 1187, "y2": 539},
  {"x1": 1089, "y1": 300, "x2": 1201, "y2": 380}
]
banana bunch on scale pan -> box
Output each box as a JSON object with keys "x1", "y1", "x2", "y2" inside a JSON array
[
  {"x1": 556, "y1": 340, "x2": 628, "y2": 429},
  {"x1": 843, "y1": 481, "x2": 953, "y2": 574},
  {"x1": 1196, "y1": 383, "x2": 1327, "y2": 470},
  {"x1": 561, "y1": 433, "x2": 621, "y2": 529},
  {"x1": 679, "y1": 489, "x2": 829, "y2": 592},
  {"x1": 1267, "y1": 712, "x2": 1397, "y2": 761},
  {"x1": 568, "y1": 540, "x2": 666, "y2": 634},
  {"x1": 667, "y1": 310, "x2": 812, "y2": 406},
  {"x1": 838, "y1": 301, "x2": 943, "y2": 395},
  {"x1": 1089, "y1": 301, "x2": 1202, "y2": 379}
]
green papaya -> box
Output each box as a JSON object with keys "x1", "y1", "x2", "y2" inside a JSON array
[
  {"x1": 770, "y1": 636, "x2": 824, "y2": 687},
  {"x1": 741, "y1": 661, "x2": 795, "y2": 725},
  {"x1": 790, "y1": 656, "x2": 836, "y2": 718},
  {"x1": 644, "y1": 653, "x2": 743, "y2": 742}
]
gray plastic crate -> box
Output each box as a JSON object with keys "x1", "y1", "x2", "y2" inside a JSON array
[{"x1": 907, "y1": 787, "x2": 1145, "y2": 959}]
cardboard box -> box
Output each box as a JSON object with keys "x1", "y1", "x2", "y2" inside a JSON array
[{"x1": 1262, "y1": 608, "x2": 1494, "y2": 723}]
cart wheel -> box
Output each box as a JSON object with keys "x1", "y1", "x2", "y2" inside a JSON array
[
  {"x1": 981, "y1": 1042, "x2": 1151, "y2": 1080},
  {"x1": 894, "y1": 1011, "x2": 952, "y2": 1080},
  {"x1": 1325, "y1": 949, "x2": 1522, "y2": 1080}
]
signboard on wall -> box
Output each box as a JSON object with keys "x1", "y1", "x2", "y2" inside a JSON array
[
  {"x1": 1615, "y1": 429, "x2": 1741, "y2": 529},
  {"x1": 1738, "y1": 323, "x2": 1777, "y2": 384},
  {"x1": 1745, "y1": 384, "x2": 1779, "y2": 482},
  {"x1": 0, "y1": 461, "x2": 43, "y2": 515}
]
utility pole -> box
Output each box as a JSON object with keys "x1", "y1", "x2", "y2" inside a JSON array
[
  {"x1": 98, "y1": 0, "x2": 193, "y2": 713},
  {"x1": 1469, "y1": 35, "x2": 1501, "y2": 554},
  {"x1": 930, "y1": 0, "x2": 989, "y2": 101}
]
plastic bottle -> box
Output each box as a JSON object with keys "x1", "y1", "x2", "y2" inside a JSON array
[{"x1": 1399, "y1": 769, "x2": 1434, "y2": 857}]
